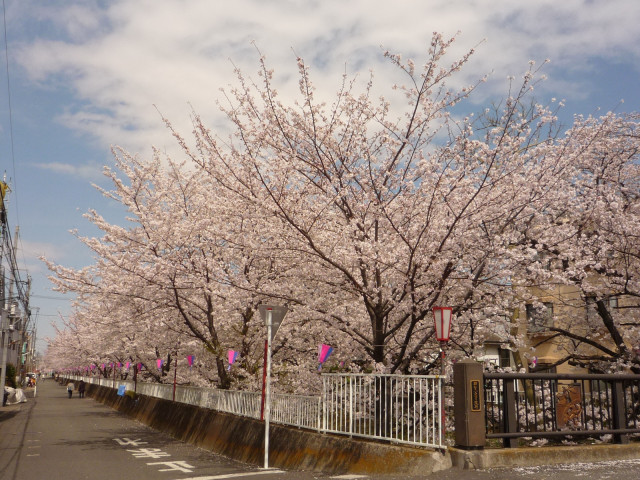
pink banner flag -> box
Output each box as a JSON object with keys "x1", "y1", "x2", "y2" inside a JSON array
[
  {"x1": 125, "y1": 361, "x2": 130, "y2": 370},
  {"x1": 137, "y1": 363, "x2": 143, "y2": 371},
  {"x1": 156, "y1": 358, "x2": 163, "y2": 369},
  {"x1": 101, "y1": 363, "x2": 106, "y2": 370},
  {"x1": 227, "y1": 350, "x2": 239, "y2": 371},
  {"x1": 187, "y1": 355, "x2": 194, "y2": 367},
  {"x1": 318, "y1": 344, "x2": 334, "y2": 371}
]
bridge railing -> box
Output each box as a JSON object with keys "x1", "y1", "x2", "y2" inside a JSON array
[{"x1": 484, "y1": 371, "x2": 640, "y2": 447}]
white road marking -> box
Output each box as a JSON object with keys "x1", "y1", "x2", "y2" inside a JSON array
[{"x1": 177, "y1": 470, "x2": 286, "y2": 480}]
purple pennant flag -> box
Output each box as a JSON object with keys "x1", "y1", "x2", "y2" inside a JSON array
[{"x1": 137, "y1": 363, "x2": 143, "y2": 371}]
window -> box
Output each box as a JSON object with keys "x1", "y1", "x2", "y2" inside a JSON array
[
  {"x1": 526, "y1": 302, "x2": 554, "y2": 333},
  {"x1": 586, "y1": 296, "x2": 618, "y2": 324},
  {"x1": 498, "y1": 348, "x2": 511, "y2": 369}
]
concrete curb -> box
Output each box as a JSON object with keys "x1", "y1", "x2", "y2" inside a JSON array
[{"x1": 450, "y1": 443, "x2": 640, "y2": 470}]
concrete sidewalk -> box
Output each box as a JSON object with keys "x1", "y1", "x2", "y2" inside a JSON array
[{"x1": 0, "y1": 380, "x2": 272, "y2": 480}]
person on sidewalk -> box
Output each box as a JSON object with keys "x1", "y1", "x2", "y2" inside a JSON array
[
  {"x1": 67, "y1": 382, "x2": 74, "y2": 399},
  {"x1": 78, "y1": 380, "x2": 86, "y2": 398}
]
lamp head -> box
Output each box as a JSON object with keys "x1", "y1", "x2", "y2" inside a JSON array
[{"x1": 433, "y1": 306, "x2": 453, "y2": 342}]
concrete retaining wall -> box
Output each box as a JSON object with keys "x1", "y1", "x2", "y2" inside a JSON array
[
  {"x1": 85, "y1": 382, "x2": 451, "y2": 475},
  {"x1": 79, "y1": 381, "x2": 640, "y2": 473}
]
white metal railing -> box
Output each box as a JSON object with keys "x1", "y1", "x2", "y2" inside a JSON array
[
  {"x1": 322, "y1": 373, "x2": 444, "y2": 448},
  {"x1": 65, "y1": 372, "x2": 443, "y2": 447},
  {"x1": 210, "y1": 388, "x2": 262, "y2": 418},
  {"x1": 271, "y1": 392, "x2": 321, "y2": 430}
]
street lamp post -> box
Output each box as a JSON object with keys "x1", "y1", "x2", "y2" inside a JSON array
[
  {"x1": 433, "y1": 306, "x2": 453, "y2": 443},
  {"x1": 257, "y1": 304, "x2": 288, "y2": 470}
]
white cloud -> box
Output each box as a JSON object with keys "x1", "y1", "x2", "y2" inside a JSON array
[
  {"x1": 11, "y1": 0, "x2": 640, "y2": 156},
  {"x1": 32, "y1": 161, "x2": 104, "y2": 181}
]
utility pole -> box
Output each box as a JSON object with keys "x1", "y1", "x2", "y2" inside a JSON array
[
  {"x1": 0, "y1": 308, "x2": 7, "y2": 401},
  {"x1": 0, "y1": 180, "x2": 8, "y2": 397}
]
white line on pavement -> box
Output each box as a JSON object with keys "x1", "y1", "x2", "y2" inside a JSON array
[{"x1": 176, "y1": 470, "x2": 286, "y2": 480}]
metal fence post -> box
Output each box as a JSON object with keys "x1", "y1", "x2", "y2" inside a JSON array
[
  {"x1": 321, "y1": 376, "x2": 326, "y2": 433},
  {"x1": 349, "y1": 377, "x2": 353, "y2": 436},
  {"x1": 611, "y1": 380, "x2": 629, "y2": 444},
  {"x1": 502, "y1": 378, "x2": 518, "y2": 448}
]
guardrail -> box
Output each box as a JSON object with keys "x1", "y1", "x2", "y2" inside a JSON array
[
  {"x1": 65, "y1": 372, "x2": 443, "y2": 448},
  {"x1": 322, "y1": 373, "x2": 443, "y2": 447},
  {"x1": 484, "y1": 372, "x2": 640, "y2": 447}
]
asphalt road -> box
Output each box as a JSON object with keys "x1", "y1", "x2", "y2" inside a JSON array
[{"x1": 1, "y1": 380, "x2": 640, "y2": 480}]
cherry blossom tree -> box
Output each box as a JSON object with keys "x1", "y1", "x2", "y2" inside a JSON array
[
  {"x1": 177, "y1": 35, "x2": 577, "y2": 374},
  {"x1": 44, "y1": 32, "x2": 640, "y2": 388},
  {"x1": 508, "y1": 112, "x2": 640, "y2": 372}
]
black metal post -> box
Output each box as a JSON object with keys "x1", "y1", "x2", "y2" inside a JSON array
[
  {"x1": 611, "y1": 380, "x2": 629, "y2": 444},
  {"x1": 502, "y1": 378, "x2": 518, "y2": 448}
]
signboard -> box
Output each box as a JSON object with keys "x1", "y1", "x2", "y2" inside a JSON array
[
  {"x1": 117, "y1": 385, "x2": 126, "y2": 396},
  {"x1": 556, "y1": 384, "x2": 582, "y2": 428},
  {"x1": 258, "y1": 304, "x2": 288, "y2": 341},
  {"x1": 470, "y1": 380, "x2": 481, "y2": 412}
]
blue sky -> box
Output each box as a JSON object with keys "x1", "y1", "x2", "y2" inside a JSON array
[{"x1": 1, "y1": 0, "x2": 639, "y2": 353}]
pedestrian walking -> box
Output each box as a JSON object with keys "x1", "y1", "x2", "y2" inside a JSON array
[
  {"x1": 78, "y1": 380, "x2": 85, "y2": 398},
  {"x1": 67, "y1": 381, "x2": 74, "y2": 398}
]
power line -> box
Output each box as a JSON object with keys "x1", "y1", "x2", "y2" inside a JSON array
[
  {"x1": 1, "y1": 0, "x2": 17, "y2": 221},
  {"x1": 31, "y1": 294, "x2": 72, "y2": 301}
]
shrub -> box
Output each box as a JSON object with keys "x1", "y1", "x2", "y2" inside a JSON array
[{"x1": 4, "y1": 364, "x2": 17, "y2": 388}]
